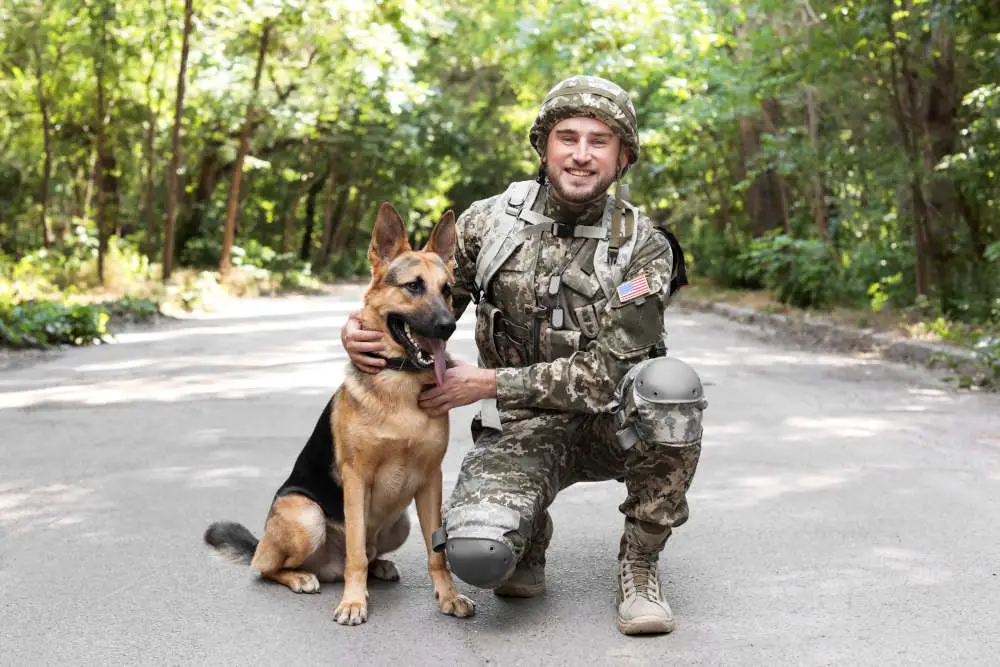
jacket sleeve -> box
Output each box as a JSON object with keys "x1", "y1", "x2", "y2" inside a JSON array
[
  {"x1": 450, "y1": 196, "x2": 499, "y2": 321},
  {"x1": 494, "y1": 225, "x2": 674, "y2": 414}
]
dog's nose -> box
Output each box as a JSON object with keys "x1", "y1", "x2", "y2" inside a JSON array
[{"x1": 433, "y1": 316, "x2": 457, "y2": 340}]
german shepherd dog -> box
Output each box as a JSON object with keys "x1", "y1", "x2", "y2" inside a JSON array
[{"x1": 204, "y1": 203, "x2": 475, "y2": 625}]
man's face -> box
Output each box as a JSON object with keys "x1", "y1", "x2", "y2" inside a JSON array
[{"x1": 544, "y1": 116, "x2": 626, "y2": 204}]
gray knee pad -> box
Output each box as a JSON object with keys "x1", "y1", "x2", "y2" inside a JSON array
[
  {"x1": 614, "y1": 356, "x2": 707, "y2": 450},
  {"x1": 431, "y1": 503, "x2": 530, "y2": 589}
]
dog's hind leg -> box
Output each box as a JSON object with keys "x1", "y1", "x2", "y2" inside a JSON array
[
  {"x1": 370, "y1": 511, "x2": 411, "y2": 582},
  {"x1": 251, "y1": 494, "x2": 326, "y2": 594}
]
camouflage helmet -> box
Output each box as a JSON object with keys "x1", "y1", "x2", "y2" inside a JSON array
[{"x1": 529, "y1": 75, "x2": 640, "y2": 167}]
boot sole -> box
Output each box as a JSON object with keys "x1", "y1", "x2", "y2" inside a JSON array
[{"x1": 617, "y1": 614, "x2": 675, "y2": 635}]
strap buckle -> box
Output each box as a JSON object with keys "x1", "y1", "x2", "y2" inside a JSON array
[{"x1": 551, "y1": 222, "x2": 574, "y2": 238}]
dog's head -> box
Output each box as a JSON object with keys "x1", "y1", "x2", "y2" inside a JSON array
[{"x1": 362, "y1": 203, "x2": 457, "y2": 385}]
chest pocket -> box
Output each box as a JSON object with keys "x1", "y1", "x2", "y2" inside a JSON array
[{"x1": 605, "y1": 270, "x2": 667, "y2": 359}]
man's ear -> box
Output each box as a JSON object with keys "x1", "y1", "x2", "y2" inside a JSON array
[
  {"x1": 422, "y1": 210, "x2": 456, "y2": 268},
  {"x1": 368, "y1": 203, "x2": 411, "y2": 269}
]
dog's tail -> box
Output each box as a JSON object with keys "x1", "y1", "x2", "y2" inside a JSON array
[{"x1": 204, "y1": 521, "x2": 259, "y2": 565}]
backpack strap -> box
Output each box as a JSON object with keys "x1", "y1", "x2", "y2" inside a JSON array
[
  {"x1": 473, "y1": 180, "x2": 541, "y2": 301},
  {"x1": 593, "y1": 196, "x2": 641, "y2": 305}
]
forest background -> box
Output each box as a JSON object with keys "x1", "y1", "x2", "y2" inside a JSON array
[{"x1": 1, "y1": 0, "x2": 997, "y2": 382}]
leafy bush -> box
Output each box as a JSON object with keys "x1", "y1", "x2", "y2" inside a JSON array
[
  {"x1": 971, "y1": 335, "x2": 1000, "y2": 389},
  {"x1": 744, "y1": 234, "x2": 842, "y2": 309},
  {"x1": 1, "y1": 228, "x2": 153, "y2": 299},
  {"x1": 686, "y1": 231, "x2": 764, "y2": 290},
  {"x1": 0, "y1": 300, "x2": 109, "y2": 348},
  {"x1": 179, "y1": 236, "x2": 224, "y2": 268},
  {"x1": 102, "y1": 296, "x2": 162, "y2": 323}
]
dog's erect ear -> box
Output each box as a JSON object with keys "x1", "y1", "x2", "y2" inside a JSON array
[
  {"x1": 369, "y1": 203, "x2": 411, "y2": 268},
  {"x1": 422, "y1": 210, "x2": 456, "y2": 268}
]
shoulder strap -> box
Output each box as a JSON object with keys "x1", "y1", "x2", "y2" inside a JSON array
[
  {"x1": 593, "y1": 196, "x2": 641, "y2": 304},
  {"x1": 473, "y1": 180, "x2": 540, "y2": 299}
]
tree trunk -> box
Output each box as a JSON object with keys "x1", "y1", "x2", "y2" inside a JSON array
[
  {"x1": 885, "y1": 9, "x2": 931, "y2": 297},
  {"x1": 923, "y1": 29, "x2": 960, "y2": 308},
  {"x1": 299, "y1": 174, "x2": 326, "y2": 261},
  {"x1": 282, "y1": 155, "x2": 314, "y2": 254},
  {"x1": 342, "y1": 187, "x2": 373, "y2": 255},
  {"x1": 32, "y1": 45, "x2": 54, "y2": 248},
  {"x1": 314, "y1": 154, "x2": 338, "y2": 270},
  {"x1": 805, "y1": 86, "x2": 828, "y2": 239},
  {"x1": 219, "y1": 22, "x2": 271, "y2": 275},
  {"x1": 177, "y1": 143, "x2": 221, "y2": 253},
  {"x1": 759, "y1": 98, "x2": 791, "y2": 236},
  {"x1": 92, "y1": 10, "x2": 111, "y2": 286},
  {"x1": 328, "y1": 185, "x2": 353, "y2": 255},
  {"x1": 143, "y1": 71, "x2": 159, "y2": 262},
  {"x1": 737, "y1": 116, "x2": 782, "y2": 237},
  {"x1": 162, "y1": 0, "x2": 193, "y2": 281}
]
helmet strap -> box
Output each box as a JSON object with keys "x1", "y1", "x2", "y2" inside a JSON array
[{"x1": 536, "y1": 161, "x2": 547, "y2": 185}]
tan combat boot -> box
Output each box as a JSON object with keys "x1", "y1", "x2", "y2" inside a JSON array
[
  {"x1": 616, "y1": 519, "x2": 674, "y2": 635},
  {"x1": 493, "y1": 512, "x2": 552, "y2": 598}
]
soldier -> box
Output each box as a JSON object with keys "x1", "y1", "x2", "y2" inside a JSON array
[{"x1": 342, "y1": 75, "x2": 706, "y2": 635}]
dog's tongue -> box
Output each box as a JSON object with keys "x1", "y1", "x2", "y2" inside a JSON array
[{"x1": 430, "y1": 339, "x2": 447, "y2": 386}]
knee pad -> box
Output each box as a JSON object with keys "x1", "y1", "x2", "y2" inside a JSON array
[
  {"x1": 431, "y1": 503, "x2": 530, "y2": 589},
  {"x1": 614, "y1": 356, "x2": 707, "y2": 450}
]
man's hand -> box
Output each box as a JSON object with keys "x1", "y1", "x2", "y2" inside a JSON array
[
  {"x1": 419, "y1": 364, "x2": 497, "y2": 417},
  {"x1": 341, "y1": 312, "x2": 387, "y2": 374}
]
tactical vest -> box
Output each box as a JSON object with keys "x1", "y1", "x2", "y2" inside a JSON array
[
  {"x1": 473, "y1": 180, "x2": 640, "y2": 306},
  {"x1": 472, "y1": 180, "x2": 651, "y2": 369}
]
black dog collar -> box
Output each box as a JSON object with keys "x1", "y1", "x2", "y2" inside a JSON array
[{"x1": 372, "y1": 354, "x2": 428, "y2": 372}]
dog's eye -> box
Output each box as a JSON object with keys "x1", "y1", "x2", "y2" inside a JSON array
[{"x1": 404, "y1": 279, "x2": 424, "y2": 295}]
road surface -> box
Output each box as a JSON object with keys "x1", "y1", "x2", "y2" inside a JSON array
[{"x1": 2, "y1": 287, "x2": 999, "y2": 666}]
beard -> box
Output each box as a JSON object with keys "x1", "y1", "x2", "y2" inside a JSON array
[{"x1": 548, "y1": 167, "x2": 617, "y2": 206}]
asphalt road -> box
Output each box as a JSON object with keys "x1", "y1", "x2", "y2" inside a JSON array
[{"x1": 2, "y1": 287, "x2": 999, "y2": 666}]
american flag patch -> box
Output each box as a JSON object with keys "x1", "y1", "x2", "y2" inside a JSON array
[{"x1": 617, "y1": 271, "x2": 650, "y2": 303}]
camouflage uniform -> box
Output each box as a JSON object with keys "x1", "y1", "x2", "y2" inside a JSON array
[
  {"x1": 437, "y1": 76, "x2": 705, "y2": 635},
  {"x1": 445, "y1": 183, "x2": 702, "y2": 543}
]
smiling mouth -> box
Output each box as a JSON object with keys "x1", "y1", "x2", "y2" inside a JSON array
[
  {"x1": 386, "y1": 314, "x2": 436, "y2": 368},
  {"x1": 565, "y1": 168, "x2": 595, "y2": 178}
]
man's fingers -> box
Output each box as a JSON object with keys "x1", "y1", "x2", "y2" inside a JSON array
[
  {"x1": 348, "y1": 330, "x2": 384, "y2": 342},
  {"x1": 350, "y1": 353, "x2": 385, "y2": 369},
  {"x1": 350, "y1": 341, "x2": 388, "y2": 353},
  {"x1": 419, "y1": 393, "x2": 452, "y2": 411}
]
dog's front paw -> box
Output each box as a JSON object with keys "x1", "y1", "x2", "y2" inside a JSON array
[
  {"x1": 334, "y1": 597, "x2": 368, "y2": 626},
  {"x1": 438, "y1": 592, "x2": 476, "y2": 618}
]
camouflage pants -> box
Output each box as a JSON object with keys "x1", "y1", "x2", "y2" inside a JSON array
[{"x1": 445, "y1": 409, "x2": 702, "y2": 559}]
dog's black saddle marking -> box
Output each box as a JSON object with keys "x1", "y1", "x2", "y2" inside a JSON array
[{"x1": 273, "y1": 397, "x2": 346, "y2": 521}]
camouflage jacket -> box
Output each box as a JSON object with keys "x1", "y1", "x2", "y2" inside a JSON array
[{"x1": 452, "y1": 184, "x2": 676, "y2": 415}]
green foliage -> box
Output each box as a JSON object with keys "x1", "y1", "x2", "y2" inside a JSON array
[
  {"x1": 687, "y1": 232, "x2": 764, "y2": 290},
  {"x1": 0, "y1": 0, "x2": 998, "y2": 368},
  {"x1": 745, "y1": 234, "x2": 842, "y2": 309},
  {"x1": 103, "y1": 296, "x2": 161, "y2": 322},
  {"x1": 970, "y1": 335, "x2": 1000, "y2": 390},
  {"x1": 0, "y1": 299, "x2": 109, "y2": 348}
]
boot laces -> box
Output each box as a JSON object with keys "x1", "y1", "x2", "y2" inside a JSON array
[{"x1": 620, "y1": 547, "x2": 661, "y2": 600}]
